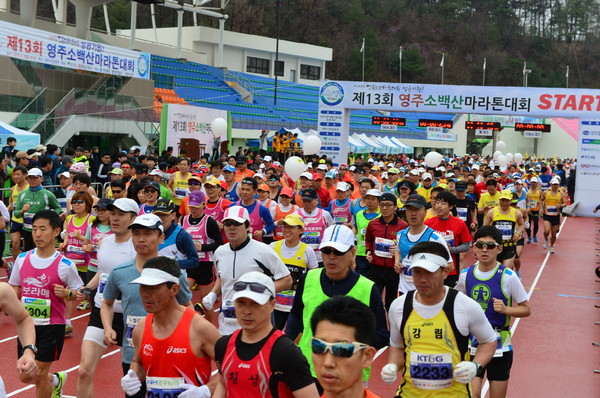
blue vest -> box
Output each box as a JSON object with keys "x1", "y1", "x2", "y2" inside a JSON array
[
  {"x1": 225, "y1": 182, "x2": 239, "y2": 202},
  {"x1": 465, "y1": 263, "x2": 511, "y2": 329},
  {"x1": 158, "y1": 224, "x2": 187, "y2": 261},
  {"x1": 397, "y1": 227, "x2": 435, "y2": 278}
]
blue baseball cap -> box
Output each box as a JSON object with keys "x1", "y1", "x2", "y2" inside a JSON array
[{"x1": 223, "y1": 165, "x2": 236, "y2": 173}]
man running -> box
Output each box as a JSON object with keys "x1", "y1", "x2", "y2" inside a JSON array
[
  {"x1": 121, "y1": 257, "x2": 221, "y2": 398},
  {"x1": 235, "y1": 177, "x2": 275, "y2": 242},
  {"x1": 484, "y1": 190, "x2": 525, "y2": 269},
  {"x1": 541, "y1": 178, "x2": 566, "y2": 253},
  {"x1": 354, "y1": 189, "x2": 381, "y2": 277}
]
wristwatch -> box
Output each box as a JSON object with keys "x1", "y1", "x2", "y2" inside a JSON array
[
  {"x1": 472, "y1": 361, "x2": 483, "y2": 374},
  {"x1": 23, "y1": 344, "x2": 38, "y2": 355}
]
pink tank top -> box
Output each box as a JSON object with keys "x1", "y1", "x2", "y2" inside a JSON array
[
  {"x1": 182, "y1": 215, "x2": 213, "y2": 261},
  {"x1": 20, "y1": 251, "x2": 67, "y2": 325},
  {"x1": 237, "y1": 201, "x2": 264, "y2": 242},
  {"x1": 66, "y1": 214, "x2": 91, "y2": 266},
  {"x1": 331, "y1": 199, "x2": 352, "y2": 224},
  {"x1": 204, "y1": 198, "x2": 227, "y2": 242},
  {"x1": 299, "y1": 208, "x2": 326, "y2": 253}
]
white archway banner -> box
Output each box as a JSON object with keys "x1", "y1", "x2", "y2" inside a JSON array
[{"x1": 575, "y1": 119, "x2": 600, "y2": 216}]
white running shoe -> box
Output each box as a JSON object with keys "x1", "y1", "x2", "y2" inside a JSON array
[{"x1": 543, "y1": 241, "x2": 548, "y2": 249}]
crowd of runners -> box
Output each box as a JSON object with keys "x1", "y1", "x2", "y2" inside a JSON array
[{"x1": 0, "y1": 139, "x2": 577, "y2": 397}]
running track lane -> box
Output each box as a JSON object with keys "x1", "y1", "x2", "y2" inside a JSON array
[{"x1": 1, "y1": 218, "x2": 599, "y2": 396}]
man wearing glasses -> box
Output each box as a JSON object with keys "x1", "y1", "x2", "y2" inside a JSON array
[
  {"x1": 202, "y1": 206, "x2": 291, "y2": 335},
  {"x1": 234, "y1": 177, "x2": 275, "y2": 242},
  {"x1": 138, "y1": 181, "x2": 160, "y2": 215},
  {"x1": 311, "y1": 296, "x2": 380, "y2": 398},
  {"x1": 214, "y1": 271, "x2": 318, "y2": 398},
  {"x1": 455, "y1": 226, "x2": 530, "y2": 398},
  {"x1": 286, "y1": 224, "x2": 389, "y2": 386},
  {"x1": 13, "y1": 168, "x2": 62, "y2": 251}
]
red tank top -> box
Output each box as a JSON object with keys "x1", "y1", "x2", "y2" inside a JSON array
[
  {"x1": 221, "y1": 329, "x2": 294, "y2": 398},
  {"x1": 140, "y1": 307, "x2": 211, "y2": 391}
]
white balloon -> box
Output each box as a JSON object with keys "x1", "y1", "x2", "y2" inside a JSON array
[
  {"x1": 303, "y1": 135, "x2": 322, "y2": 155},
  {"x1": 493, "y1": 151, "x2": 503, "y2": 160},
  {"x1": 497, "y1": 155, "x2": 508, "y2": 166},
  {"x1": 284, "y1": 156, "x2": 306, "y2": 181},
  {"x1": 424, "y1": 151, "x2": 443, "y2": 167},
  {"x1": 506, "y1": 152, "x2": 514, "y2": 162},
  {"x1": 496, "y1": 141, "x2": 506, "y2": 152},
  {"x1": 514, "y1": 153, "x2": 523, "y2": 163},
  {"x1": 211, "y1": 118, "x2": 227, "y2": 136}
]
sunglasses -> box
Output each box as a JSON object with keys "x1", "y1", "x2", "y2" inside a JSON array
[
  {"x1": 223, "y1": 219, "x2": 243, "y2": 227},
  {"x1": 112, "y1": 190, "x2": 123, "y2": 194},
  {"x1": 72, "y1": 200, "x2": 85, "y2": 204},
  {"x1": 474, "y1": 241, "x2": 501, "y2": 250},
  {"x1": 311, "y1": 338, "x2": 368, "y2": 358},
  {"x1": 321, "y1": 247, "x2": 351, "y2": 256},
  {"x1": 188, "y1": 181, "x2": 201, "y2": 186},
  {"x1": 121, "y1": 165, "x2": 131, "y2": 169},
  {"x1": 144, "y1": 189, "x2": 158, "y2": 193},
  {"x1": 233, "y1": 281, "x2": 274, "y2": 297}
]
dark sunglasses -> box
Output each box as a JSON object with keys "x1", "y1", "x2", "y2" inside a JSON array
[
  {"x1": 321, "y1": 247, "x2": 351, "y2": 256},
  {"x1": 233, "y1": 281, "x2": 274, "y2": 297},
  {"x1": 474, "y1": 241, "x2": 501, "y2": 250},
  {"x1": 143, "y1": 189, "x2": 158, "y2": 193},
  {"x1": 188, "y1": 181, "x2": 201, "y2": 186},
  {"x1": 112, "y1": 190, "x2": 123, "y2": 194},
  {"x1": 72, "y1": 200, "x2": 85, "y2": 204},
  {"x1": 223, "y1": 219, "x2": 243, "y2": 227},
  {"x1": 311, "y1": 338, "x2": 368, "y2": 358}
]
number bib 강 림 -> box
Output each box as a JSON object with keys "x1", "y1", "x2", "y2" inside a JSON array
[
  {"x1": 409, "y1": 351, "x2": 453, "y2": 390},
  {"x1": 126, "y1": 315, "x2": 145, "y2": 347},
  {"x1": 22, "y1": 297, "x2": 51, "y2": 326},
  {"x1": 146, "y1": 376, "x2": 185, "y2": 398}
]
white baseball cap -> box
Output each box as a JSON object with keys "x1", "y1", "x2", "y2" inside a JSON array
[
  {"x1": 232, "y1": 271, "x2": 275, "y2": 305},
  {"x1": 128, "y1": 213, "x2": 164, "y2": 232},
  {"x1": 550, "y1": 178, "x2": 560, "y2": 185},
  {"x1": 223, "y1": 206, "x2": 250, "y2": 223},
  {"x1": 130, "y1": 267, "x2": 179, "y2": 286},
  {"x1": 108, "y1": 198, "x2": 139, "y2": 214},
  {"x1": 421, "y1": 173, "x2": 433, "y2": 180},
  {"x1": 365, "y1": 189, "x2": 382, "y2": 197},
  {"x1": 317, "y1": 164, "x2": 328, "y2": 171},
  {"x1": 263, "y1": 155, "x2": 272, "y2": 162},
  {"x1": 336, "y1": 182, "x2": 349, "y2": 192},
  {"x1": 409, "y1": 169, "x2": 420, "y2": 176},
  {"x1": 408, "y1": 252, "x2": 448, "y2": 272},
  {"x1": 530, "y1": 176, "x2": 539, "y2": 183},
  {"x1": 27, "y1": 168, "x2": 43, "y2": 177},
  {"x1": 319, "y1": 225, "x2": 355, "y2": 252},
  {"x1": 149, "y1": 169, "x2": 163, "y2": 177},
  {"x1": 300, "y1": 172, "x2": 313, "y2": 180}
]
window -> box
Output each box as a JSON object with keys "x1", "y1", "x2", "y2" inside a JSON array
[
  {"x1": 247, "y1": 57, "x2": 270, "y2": 74},
  {"x1": 300, "y1": 64, "x2": 321, "y2": 80},
  {"x1": 275, "y1": 60, "x2": 284, "y2": 77}
]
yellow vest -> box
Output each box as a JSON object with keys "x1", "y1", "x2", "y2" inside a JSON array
[
  {"x1": 491, "y1": 207, "x2": 517, "y2": 246},
  {"x1": 528, "y1": 189, "x2": 541, "y2": 211},
  {"x1": 172, "y1": 172, "x2": 190, "y2": 205},
  {"x1": 416, "y1": 186, "x2": 433, "y2": 202},
  {"x1": 544, "y1": 190, "x2": 562, "y2": 216}
]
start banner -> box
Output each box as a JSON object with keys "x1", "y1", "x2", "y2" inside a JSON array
[{"x1": 0, "y1": 21, "x2": 150, "y2": 79}]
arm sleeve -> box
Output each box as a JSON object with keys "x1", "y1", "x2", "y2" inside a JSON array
[
  {"x1": 450, "y1": 241, "x2": 471, "y2": 254},
  {"x1": 202, "y1": 217, "x2": 223, "y2": 252},
  {"x1": 304, "y1": 246, "x2": 319, "y2": 269},
  {"x1": 454, "y1": 270, "x2": 468, "y2": 294},
  {"x1": 369, "y1": 285, "x2": 391, "y2": 349},
  {"x1": 8, "y1": 255, "x2": 26, "y2": 286},
  {"x1": 214, "y1": 336, "x2": 229, "y2": 370},
  {"x1": 262, "y1": 247, "x2": 291, "y2": 280},
  {"x1": 59, "y1": 260, "x2": 85, "y2": 290},
  {"x1": 323, "y1": 210, "x2": 334, "y2": 227},
  {"x1": 175, "y1": 230, "x2": 200, "y2": 269},
  {"x1": 506, "y1": 272, "x2": 529, "y2": 304}
]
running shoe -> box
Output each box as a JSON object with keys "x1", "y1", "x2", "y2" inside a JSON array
[
  {"x1": 533, "y1": 236, "x2": 538, "y2": 243},
  {"x1": 527, "y1": 238, "x2": 531, "y2": 244},
  {"x1": 65, "y1": 324, "x2": 73, "y2": 337},
  {"x1": 543, "y1": 240, "x2": 548, "y2": 249},
  {"x1": 77, "y1": 300, "x2": 90, "y2": 310},
  {"x1": 191, "y1": 284, "x2": 200, "y2": 291},
  {"x1": 52, "y1": 372, "x2": 67, "y2": 398},
  {"x1": 194, "y1": 302, "x2": 206, "y2": 317},
  {"x1": 549, "y1": 246, "x2": 555, "y2": 254}
]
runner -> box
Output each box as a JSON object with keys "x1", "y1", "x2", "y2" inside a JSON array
[
  {"x1": 137, "y1": 181, "x2": 160, "y2": 215},
  {"x1": 456, "y1": 226, "x2": 531, "y2": 398},
  {"x1": 101, "y1": 213, "x2": 192, "y2": 398},
  {"x1": 201, "y1": 205, "x2": 292, "y2": 335},
  {"x1": 354, "y1": 189, "x2": 381, "y2": 277},
  {"x1": 272, "y1": 187, "x2": 299, "y2": 241},
  {"x1": 484, "y1": 190, "x2": 525, "y2": 269},
  {"x1": 8, "y1": 165, "x2": 29, "y2": 258},
  {"x1": 223, "y1": 165, "x2": 240, "y2": 202},
  {"x1": 297, "y1": 188, "x2": 333, "y2": 268},
  {"x1": 525, "y1": 176, "x2": 541, "y2": 243},
  {"x1": 416, "y1": 172, "x2": 434, "y2": 202},
  {"x1": 541, "y1": 178, "x2": 566, "y2": 253},
  {"x1": 270, "y1": 214, "x2": 318, "y2": 329},
  {"x1": 350, "y1": 177, "x2": 374, "y2": 216},
  {"x1": 122, "y1": 257, "x2": 221, "y2": 398},
  {"x1": 382, "y1": 241, "x2": 497, "y2": 396},
  {"x1": 203, "y1": 176, "x2": 231, "y2": 242},
  {"x1": 325, "y1": 182, "x2": 353, "y2": 229},
  {"x1": 214, "y1": 271, "x2": 319, "y2": 397},
  {"x1": 9, "y1": 210, "x2": 84, "y2": 398},
  {"x1": 235, "y1": 177, "x2": 275, "y2": 242},
  {"x1": 311, "y1": 296, "x2": 381, "y2": 398},
  {"x1": 177, "y1": 171, "x2": 204, "y2": 217},
  {"x1": 76, "y1": 198, "x2": 138, "y2": 398},
  {"x1": 168, "y1": 157, "x2": 192, "y2": 214}
]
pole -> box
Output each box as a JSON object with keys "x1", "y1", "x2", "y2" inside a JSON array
[
  {"x1": 274, "y1": 0, "x2": 280, "y2": 106},
  {"x1": 482, "y1": 57, "x2": 486, "y2": 86},
  {"x1": 440, "y1": 53, "x2": 444, "y2": 85},
  {"x1": 361, "y1": 38, "x2": 365, "y2": 82},
  {"x1": 566, "y1": 65, "x2": 569, "y2": 88},
  {"x1": 399, "y1": 46, "x2": 402, "y2": 83}
]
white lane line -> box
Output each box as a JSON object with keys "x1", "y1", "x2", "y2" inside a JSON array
[
  {"x1": 0, "y1": 312, "x2": 90, "y2": 344},
  {"x1": 7, "y1": 348, "x2": 120, "y2": 396},
  {"x1": 480, "y1": 216, "x2": 567, "y2": 398}
]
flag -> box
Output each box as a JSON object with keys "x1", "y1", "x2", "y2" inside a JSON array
[
  {"x1": 483, "y1": 58, "x2": 487, "y2": 71},
  {"x1": 399, "y1": 46, "x2": 403, "y2": 60},
  {"x1": 360, "y1": 38, "x2": 365, "y2": 53},
  {"x1": 440, "y1": 53, "x2": 445, "y2": 67}
]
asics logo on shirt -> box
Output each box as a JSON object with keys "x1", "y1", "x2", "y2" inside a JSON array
[{"x1": 166, "y1": 346, "x2": 187, "y2": 354}]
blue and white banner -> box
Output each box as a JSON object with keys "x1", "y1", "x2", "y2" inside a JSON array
[
  {"x1": 575, "y1": 119, "x2": 600, "y2": 216},
  {"x1": 0, "y1": 21, "x2": 150, "y2": 79}
]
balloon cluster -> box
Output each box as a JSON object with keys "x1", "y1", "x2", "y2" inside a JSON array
[
  {"x1": 283, "y1": 135, "x2": 323, "y2": 181},
  {"x1": 493, "y1": 141, "x2": 523, "y2": 167}
]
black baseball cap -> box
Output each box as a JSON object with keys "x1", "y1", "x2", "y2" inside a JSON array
[
  {"x1": 93, "y1": 198, "x2": 114, "y2": 210},
  {"x1": 135, "y1": 164, "x2": 149, "y2": 174},
  {"x1": 379, "y1": 193, "x2": 397, "y2": 203},
  {"x1": 404, "y1": 194, "x2": 427, "y2": 209},
  {"x1": 455, "y1": 181, "x2": 468, "y2": 191},
  {"x1": 301, "y1": 188, "x2": 318, "y2": 201},
  {"x1": 144, "y1": 181, "x2": 161, "y2": 191},
  {"x1": 153, "y1": 199, "x2": 175, "y2": 214},
  {"x1": 398, "y1": 180, "x2": 414, "y2": 190},
  {"x1": 236, "y1": 156, "x2": 248, "y2": 164}
]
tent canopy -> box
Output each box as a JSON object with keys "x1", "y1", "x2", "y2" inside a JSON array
[{"x1": 0, "y1": 121, "x2": 40, "y2": 151}]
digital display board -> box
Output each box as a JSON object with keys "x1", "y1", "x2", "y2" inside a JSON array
[
  {"x1": 514, "y1": 123, "x2": 551, "y2": 132},
  {"x1": 372, "y1": 116, "x2": 406, "y2": 126},
  {"x1": 418, "y1": 119, "x2": 453, "y2": 129},
  {"x1": 465, "y1": 121, "x2": 501, "y2": 131}
]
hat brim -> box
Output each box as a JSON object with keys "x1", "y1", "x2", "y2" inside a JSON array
[
  {"x1": 106, "y1": 204, "x2": 138, "y2": 214},
  {"x1": 232, "y1": 289, "x2": 272, "y2": 305},
  {"x1": 276, "y1": 219, "x2": 304, "y2": 227},
  {"x1": 409, "y1": 258, "x2": 445, "y2": 272},
  {"x1": 223, "y1": 216, "x2": 246, "y2": 223},
  {"x1": 130, "y1": 275, "x2": 172, "y2": 285},
  {"x1": 128, "y1": 222, "x2": 163, "y2": 231},
  {"x1": 405, "y1": 203, "x2": 426, "y2": 209},
  {"x1": 319, "y1": 241, "x2": 352, "y2": 252}
]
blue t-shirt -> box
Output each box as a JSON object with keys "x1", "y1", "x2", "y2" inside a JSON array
[{"x1": 102, "y1": 259, "x2": 192, "y2": 364}]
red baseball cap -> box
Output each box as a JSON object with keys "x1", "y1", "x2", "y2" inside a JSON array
[
  {"x1": 312, "y1": 173, "x2": 323, "y2": 181},
  {"x1": 280, "y1": 187, "x2": 294, "y2": 197}
]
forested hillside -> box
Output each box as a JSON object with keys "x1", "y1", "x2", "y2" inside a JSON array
[{"x1": 82, "y1": 0, "x2": 600, "y2": 88}]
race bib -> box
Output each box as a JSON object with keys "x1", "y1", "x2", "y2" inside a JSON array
[
  {"x1": 275, "y1": 290, "x2": 295, "y2": 312},
  {"x1": 23, "y1": 213, "x2": 34, "y2": 229},
  {"x1": 374, "y1": 237, "x2": 395, "y2": 258},
  {"x1": 334, "y1": 216, "x2": 348, "y2": 224},
  {"x1": 547, "y1": 205, "x2": 558, "y2": 215},
  {"x1": 125, "y1": 315, "x2": 145, "y2": 347},
  {"x1": 409, "y1": 352, "x2": 453, "y2": 390},
  {"x1": 529, "y1": 199, "x2": 538, "y2": 209},
  {"x1": 22, "y1": 297, "x2": 51, "y2": 326},
  {"x1": 456, "y1": 207, "x2": 468, "y2": 222},
  {"x1": 146, "y1": 377, "x2": 185, "y2": 398},
  {"x1": 97, "y1": 273, "x2": 108, "y2": 302},
  {"x1": 301, "y1": 231, "x2": 321, "y2": 249},
  {"x1": 66, "y1": 245, "x2": 86, "y2": 263},
  {"x1": 58, "y1": 198, "x2": 67, "y2": 210},
  {"x1": 359, "y1": 228, "x2": 366, "y2": 246},
  {"x1": 495, "y1": 222, "x2": 513, "y2": 241},
  {"x1": 221, "y1": 300, "x2": 237, "y2": 324},
  {"x1": 174, "y1": 188, "x2": 189, "y2": 199},
  {"x1": 470, "y1": 331, "x2": 505, "y2": 357}
]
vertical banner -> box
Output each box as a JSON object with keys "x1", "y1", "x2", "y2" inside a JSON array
[
  {"x1": 574, "y1": 119, "x2": 600, "y2": 216},
  {"x1": 318, "y1": 82, "x2": 349, "y2": 166}
]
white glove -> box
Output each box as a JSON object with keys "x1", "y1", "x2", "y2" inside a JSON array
[
  {"x1": 121, "y1": 369, "x2": 142, "y2": 395},
  {"x1": 454, "y1": 361, "x2": 478, "y2": 384},
  {"x1": 202, "y1": 292, "x2": 217, "y2": 311},
  {"x1": 381, "y1": 363, "x2": 398, "y2": 384},
  {"x1": 179, "y1": 384, "x2": 210, "y2": 398},
  {"x1": 525, "y1": 221, "x2": 530, "y2": 229}
]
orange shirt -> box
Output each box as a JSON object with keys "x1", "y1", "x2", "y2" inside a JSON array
[{"x1": 235, "y1": 168, "x2": 255, "y2": 182}]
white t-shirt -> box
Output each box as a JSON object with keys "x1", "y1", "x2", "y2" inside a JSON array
[
  {"x1": 9, "y1": 249, "x2": 83, "y2": 291},
  {"x1": 389, "y1": 286, "x2": 497, "y2": 349},
  {"x1": 94, "y1": 235, "x2": 136, "y2": 311},
  {"x1": 269, "y1": 241, "x2": 319, "y2": 270}
]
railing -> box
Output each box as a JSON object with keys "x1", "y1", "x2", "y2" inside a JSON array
[{"x1": 11, "y1": 87, "x2": 48, "y2": 130}]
